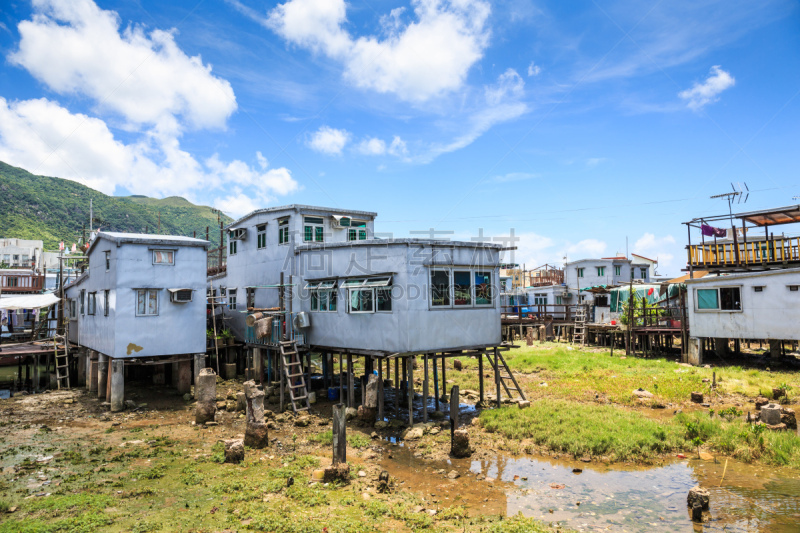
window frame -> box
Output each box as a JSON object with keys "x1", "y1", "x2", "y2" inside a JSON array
[
  {"x1": 228, "y1": 288, "x2": 238, "y2": 310},
  {"x1": 596, "y1": 266, "x2": 605, "y2": 276},
  {"x1": 256, "y1": 224, "x2": 267, "y2": 249},
  {"x1": 69, "y1": 299, "x2": 77, "y2": 320},
  {"x1": 344, "y1": 277, "x2": 391, "y2": 314},
  {"x1": 278, "y1": 217, "x2": 290, "y2": 245},
  {"x1": 229, "y1": 238, "x2": 237, "y2": 256},
  {"x1": 429, "y1": 268, "x2": 495, "y2": 309},
  {"x1": 104, "y1": 251, "x2": 110, "y2": 271},
  {"x1": 152, "y1": 249, "x2": 175, "y2": 265},
  {"x1": 694, "y1": 286, "x2": 743, "y2": 313},
  {"x1": 614, "y1": 265, "x2": 621, "y2": 276},
  {"x1": 577, "y1": 268, "x2": 585, "y2": 278},
  {"x1": 104, "y1": 290, "x2": 110, "y2": 316},
  {"x1": 303, "y1": 216, "x2": 324, "y2": 243},
  {"x1": 347, "y1": 221, "x2": 368, "y2": 241},
  {"x1": 533, "y1": 293, "x2": 547, "y2": 306},
  {"x1": 307, "y1": 280, "x2": 338, "y2": 313},
  {"x1": 80, "y1": 289, "x2": 85, "y2": 315},
  {"x1": 640, "y1": 267, "x2": 647, "y2": 279},
  {"x1": 87, "y1": 292, "x2": 97, "y2": 315},
  {"x1": 135, "y1": 289, "x2": 159, "y2": 317}
]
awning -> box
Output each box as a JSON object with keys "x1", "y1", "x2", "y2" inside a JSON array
[
  {"x1": 167, "y1": 288, "x2": 193, "y2": 294},
  {"x1": 0, "y1": 293, "x2": 60, "y2": 310},
  {"x1": 579, "y1": 284, "x2": 608, "y2": 292}
]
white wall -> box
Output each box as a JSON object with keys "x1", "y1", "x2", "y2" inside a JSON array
[{"x1": 686, "y1": 269, "x2": 800, "y2": 340}]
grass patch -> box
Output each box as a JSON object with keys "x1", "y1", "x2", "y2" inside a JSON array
[
  {"x1": 480, "y1": 399, "x2": 685, "y2": 461},
  {"x1": 347, "y1": 433, "x2": 371, "y2": 449},
  {"x1": 308, "y1": 429, "x2": 333, "y2": 445}
]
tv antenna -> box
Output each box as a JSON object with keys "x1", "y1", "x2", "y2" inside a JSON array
[{"x1": 710, "y1": 182, "x2": 749, "y2": 225}]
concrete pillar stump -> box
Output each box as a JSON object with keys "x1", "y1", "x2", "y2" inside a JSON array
[
  {"x1": 153, "y1": 364, "x2": 166, "y2": 385},
  {"x1": 88, "y1": 351, "x2": 99, "y2": 392},
  {"x1": 769, "y1": 339, "x2": 782, "y2": 360},
  {"x1": 110, "y1": 358, "x2": 125, "y2": 412},
  {"x1": 195, "y1": 368, "x2": 217, "y2": 425},
  {"x1": 76, "y1": 350, "x2": 87, "y2": 387},
  {"x1": 97, "y1": 354, "x2": 108, "y2": 399},
  {"x1": 688, "y1": 337, "x2": 703, "y2": 366},
  {"x1": 176, "y1": 359, "x2": 192, "y2": 394},
  {"x1": 224, "y1": 439, "x2": 244, "y2": 464}
]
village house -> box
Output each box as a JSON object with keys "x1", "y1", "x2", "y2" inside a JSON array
[{"x1": 64, "y1": 232, "x2": 209, "y2": 411}]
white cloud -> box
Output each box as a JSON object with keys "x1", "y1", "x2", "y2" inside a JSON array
[
  {"x1": 357, "y1": 137, "x2": 387, "y2": 155},
  {"x1": 308, "y1": 125, "x2": 350, "y2": 155},
  {"x1": 586, "y1": 157, "x2": 606, "y2": 167},
  {"x1": 527, "y1": 61, "x2": 541, "y2": 76},
  {"x1": 679, "y1": 65, "x2": 735, "y2": 111},
  {"x1": 0, "y1": 97, "x2": 298, "y2": 209},
  {"x1": 633, "y1": 233, "x2": 678, "y2": 274},
  {"x1": 565, "y1": 239, "x2": 607, "y2": 259},
  {"x1": 388, "y1": 136, "x2": 409, "y2": 158},
  {"x1": 485, "y1": 68, "x2": 524, "y2": 106},
  {"x1": 10, "y1": 0, "x2": 237, "y2": 130},
  {"x1": 265, "y1": 0, "x2": 491, "y2": 102},
  {"x1": 256, "y1": 151, "x2": 268, "y2": 170},
  {"x1": 501, "y1": 231, "x2": 554, "y2": 268},
  {"x1": 491, "y1": 172, "x2": 538, "y2": 183}
]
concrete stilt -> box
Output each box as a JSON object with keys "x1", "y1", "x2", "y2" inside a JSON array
[
  {"x1": 106, "y1": 358, "x2": 112, "y2": 401},
  {"x1": 88, "y1": 351, "x2": 99, "y2": 392},
  {"x1": 193, "y1": 353, "x2": 205, "y2": 391},
  {"x1": 77, "y1": 349, "x2": 87, "y2": 387},
  {"x1": 97, "y1": 354, "x2": 108, "y2": 399},
  {"x1": 769, "y1": 339, "x2": 782, "y2": 360},
  {"x1": 714, "y1": 338, "x2": 729, "y2": 358},
  {"x1": 110, "y1": 358, "x2": 125, "y2": 412},
  {"x1": 688, "y1": 337, "x2": 703, "y2": 366},
  {"x1": 177, "y1": 359, "x2": 192, "y2": 394},
  {"x1": 170, "y1": 362, "x2": 179, "y2": 388},
  {"x1": 195, "y1": 368, "x2": 217, "y2": 424},
  {"x1": 153, "y1": 364, "x2": 166, "y2": 385}
]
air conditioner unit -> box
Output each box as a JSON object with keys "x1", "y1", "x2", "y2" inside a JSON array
[
  {"x1": 331, "y1": 215, "x2": 352, "y2": 229},
  {"x1": 169, "y1": 288, "x2": 193, "y2": 303},
  {"x1": 230, "y1": 228, "x2": 247, "y2": 240},
  {"x1": 562, "y1": 292, "x2": 572, "y2": 298}
]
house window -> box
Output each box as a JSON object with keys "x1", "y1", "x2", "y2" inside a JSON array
[
  {"x1": 80, "y1": 290, "x2": 85, "y2": 315},
  {"x1": 304, "y1": 216, "x2": 324, "y2": 242},
  {"x1": 430, "y1": 270, "x2": 451, "y2": 307},
  {"x1": 533, "y1": 293, "x2": 547, "y2": 306},
  {"x1": 614, "y1": 265, "x2": 621, "y2": 276},
  {"x1": 595, "y1": 295, "x2": 609, "y2": 307},
  {"x1": 344, "y1": 278, "x2": 391, "y2": 313},
  {"x1": 640, "y1": 268, "x2": 647, "y2": 279},
  {"x1": 246, "y1": 287, "x2": 256, "y2": 309},
  {"x1": 347, "y1": 221, "x2": 368, "y2": 241},
  {"x1": 577, "y1": 268, "x2": 584, "y2": 278},
  {"x1": 228, "y1": 289, "x2": 237, "y2": 310},
  {"x1": 789, "y1": 285, "x2": 799, "y2": 292},
  {"x1": 105, "y1": 251, "x2": 110, "y2": 271},
  {"x1": 753, "y1": 286, "x2": 764, "y2": 292},
  {"x1": 104, "y1": 290, "x2": 109, "y2": 316},
  {"x1": 88, "y1": 292, "x2": 97, "y2": 315},
  {"x1": 69, "y1": 299, "x2": 77, "y2": 319},
  {"x1": 229, "y1": 238, "x2": 237, "y2": 256},
  {"x1": 257, "y1": 224, "x2": 267, "y2": 249},
  {"x1": 596, "y1": 266, "x2": 605, "y2": 276},
  {"x1": 696, "y1": 287, "x2": 741, "y2": 311},
  {"x1": 555, "y1": 295, "x2": 563, "y2": 305},
  {"x1": 453, "y1": 271, "x2": 472, "y2": 306},
  {"x1": 475, "y1": 272, "x2": 493, "y2": 305},
  {"x1": 430, "y1": 269, "x2": 494, "y2": 308},
  {"x1": 308, "y1": 281, "x2": 338, "y2": 312},
  {"x1": 278, "y1": 218, "x2": 290, "y2": 244},
  {"x1": 136, "y1": 289, "x2": 159, "y2": 316},
  {"x1": 153, "y1": 250, "x2": 174, "y2": 265}
]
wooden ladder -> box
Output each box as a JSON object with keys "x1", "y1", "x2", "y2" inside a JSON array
[
  {"x1": 572, "y1": 305, "x2": 587, "y2": 346},
  {"x1": 280, "y1": 340, "x2": 310, "y2": 413},
  {"x1": 54, "y1": 335, "x2": 70, "y2": 390},
  {"x1": 488, "y1": 350, "x2": 526, "y2": 402}
]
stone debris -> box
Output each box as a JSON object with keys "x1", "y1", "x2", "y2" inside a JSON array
[
  {"x1": 690, "y1": 392, "x2": 703, "y2": 403},
  {"x1": 633, "y1": 389, "x2": 653, "y2": 398},
  {"x1": 760, "y1": 403, "x2": 782, "y2": 425},
  {"x1": 223, "y1": 439, "x2": 244, "y2": 464},
  {"x1": 451, "y1": 429, "x2": 471, "y2": 458},
  {"x1": 687, "y1": 486, "x2": 709, "y2": 510}
]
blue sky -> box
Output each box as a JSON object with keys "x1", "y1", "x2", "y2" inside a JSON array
[{"x1": 0, "y1": 0, "x2": 798, "y2": 276}]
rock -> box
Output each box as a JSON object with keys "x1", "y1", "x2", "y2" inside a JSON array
[
  {"x1": 225, "y1": 400, "x2": 236, "y2": 412},
  {"x1": 358, "y1": 470, "x2": 367, "y2": 478},
  {"x1": 453, "y1": 359, "x2": 463, "y2": 371},
  {"x1": 216, "y1": 401, "x2": 227, "y2": 411},
  {"x1": 223, "y1": 439, "x2": 244, "y2": 464},
  {"x1": 691, "y1": 502, "x2": 703, "y2": 522},
  {"x1": 690, "y1": 392, "x2": 704, "y2": 403},
  {"x1": 429, "y1": 426, "x2": 441, "y2": 435},
  {"x1": 687, "y1": 486, "x2": 709, "y2": 510},
  {"x1": 378, "y1": 470, "x2": 390, "y2": 493},
  {"x1": 182, "y1": 393, "x2": 192, "y2": 402},
  {"x1": 518, "y1": 400, "x2": 531, "y2": 409},
  {"x1": 447, "y1": 470, "x2": 460, "y2": 479},
  {"x1": 476, "y1": 474, "x2": 485, "y2": 481},
  {"x1": 125, "y1": 400, "x2": 137, "y2": 409},
  {"x1": 760, "y1": 403, "x2": 782, "y2": 425},
  {"x1": 699, "y1": 452, "x2": 714, "y2": 461},
  {"x1": 345, "y1": 407, "x2": 358, "y2": 421},
  {"x1": 781, "y1": 408, "x2": 797, "y2": 429},
  {"x1": 429, "y1": 411, "x2": 445, "y2": 420},
  {"x1": 388, "y1": 419, "x2": 406, "y2": 429},
  {"x1": 633, "y1": 388, "x2": 653, "y2": 398},
  {"x1": 767, "y1": 423, "x2": 788, "y2": 431},
  {"x1": 773, "y1": 387, "x2": 787, "y2": 400},
  {"x1": 755, "y1": 397, "x2": 769, "y2": 410},
  {"x1": 357, "y1": 405, "x2": 377, "y2": 423},
  {"x1": 572, "y1": 468, "x2": 582, "y2": 473},
  {"x1": 365, "y1": 374, "x2": 379, "y2": 409},
  {"x1": 403, "y1": 427, "x2": 424, "y2": 440},
  {"x1": 236, "y1": 392, "x2": 246, "y2": 412},
  {"x1": 204, "y1": 421, "x2": 218, "y2": 427},
  {"x1": 374, "y1": 421, "x2": 389, "y2": 430},
  {"x1": 294, "y1": 416, "x2": 311, "y2": 427},
  {"x1": 451, "y1": 429, "x2": 471, "y2": 458},
  {"x1": 361, "y1": 492, "x2": 371, "y2": 501},
  {"x1": 244, "y1": 421, "x2": 268, "y2": 449}
]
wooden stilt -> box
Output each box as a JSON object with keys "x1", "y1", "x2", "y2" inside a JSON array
[
  {"x1": 423, "y1": 353, "x2": 429, "y2": 423},
  {"x1": 441, "y1": 356, "x2": 447, "y2": 402},
  {"x1": 432, "y1": 353, "x2": 440, "y2": 411},
  {"x1": 394, "y1": 357, "x2": 399, "y2": 415},
  {"x1": 495, "y1": 347, "x2": 501, "y2": 408},
  {"x1": 407, "y1": 357, "x2": 414, "y2": 426},
  {"x1": 478, "y1": 352, "x2": 484, "y2": 404},
  {"x1": 377, "y1": 357, "x2": 384, "y2": 421},
  {"x1": 339, "y1": 353, "x2": 343, "y2": 404},
  {"x1": 347, "y1": 352, "x2": 354, "y2": 409}
]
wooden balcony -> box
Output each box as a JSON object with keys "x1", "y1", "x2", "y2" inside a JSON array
[
  {"x1": 0, "y1": 271, "x2": 45, "y2": 293},
  {"x1": 687, "y1": 237, "x2": 800, "y2": 270}
]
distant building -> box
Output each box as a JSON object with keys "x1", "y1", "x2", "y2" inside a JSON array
[{"x1": 0, "y1": 238, "x2": 41, "y2": 269}]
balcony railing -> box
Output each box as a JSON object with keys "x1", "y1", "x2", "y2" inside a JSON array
[
  {"x1": 0, "y1": 273, "x2": 44, "y2": 293},
  {"x1": 687, "y1": 237, "x2": 800, "y2": 269}
]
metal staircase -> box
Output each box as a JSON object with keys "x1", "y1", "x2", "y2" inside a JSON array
[
  {"x1": 572, "y1": 305, "x2": 588, "y2": 346},
  {"x1": 488, "y1": 350, "x2": 526, "y2": 402},
  {"x1": 279, "y1": 340, "x2": 310, "y2": 413},
  {"x1": 54, "y1": 335, "x2": 70, "y2": 390}
]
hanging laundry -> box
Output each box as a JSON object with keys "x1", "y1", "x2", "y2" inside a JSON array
[
  {"x1": 701, "y1": 224, "x2": 727, "y2": 238},
  {"x1": 647, "y1": 288, "x2": 654, "y2": 296}
]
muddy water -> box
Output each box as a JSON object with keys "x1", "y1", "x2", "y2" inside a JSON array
[{"x1": 380, "y1": 438, "x2": 800, "y2": 532}]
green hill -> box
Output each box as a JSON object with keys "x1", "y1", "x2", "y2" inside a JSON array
[{"x1": 0, "y1": 161, "x2": 232, "y2": 249}]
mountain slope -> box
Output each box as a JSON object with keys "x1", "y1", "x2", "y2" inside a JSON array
[{"x1": 0, "y1": 161, "x2": 232, "y2": 249}]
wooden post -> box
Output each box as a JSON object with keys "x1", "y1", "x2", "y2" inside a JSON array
[
  {"x1": 407, "y1": 357, "x2": 414, "y2": 426},
  {"x1": 279, "y1": 347, "x2": 285, "y2": 413},
  {"x1": 332, "y1": 404, "x2": 346, "y2": 465},
  {"x1": 394, "y1": 357, "x2": 399, "y2": 415},
  {"x1": 450, "y1": 385, "x2": 460, "y2": 430},
  {"x1": 478, "y1": 352, "x2": 484, "y2": 404},
  {"x1": 441, "y1": 355, "x2": 447, "y2": 402},
  {"x1": 494, "y1": 347, "x2": 501, "y2": 408},
  {"x1": 423, "y1": 354, "x2": 429, "y2": 423},
  {"x1": 377, "y1": 357, "x2": 384, "y2": 420},
  {"x1": 347, "y1": 352, "x2": 354, "y2": 408},
  {"x1": 432, "y1": 353, "x2": 440, "y2": 411},
  {"x1": 338, "y1": 353, "x2": 343, "y2": 404}
]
